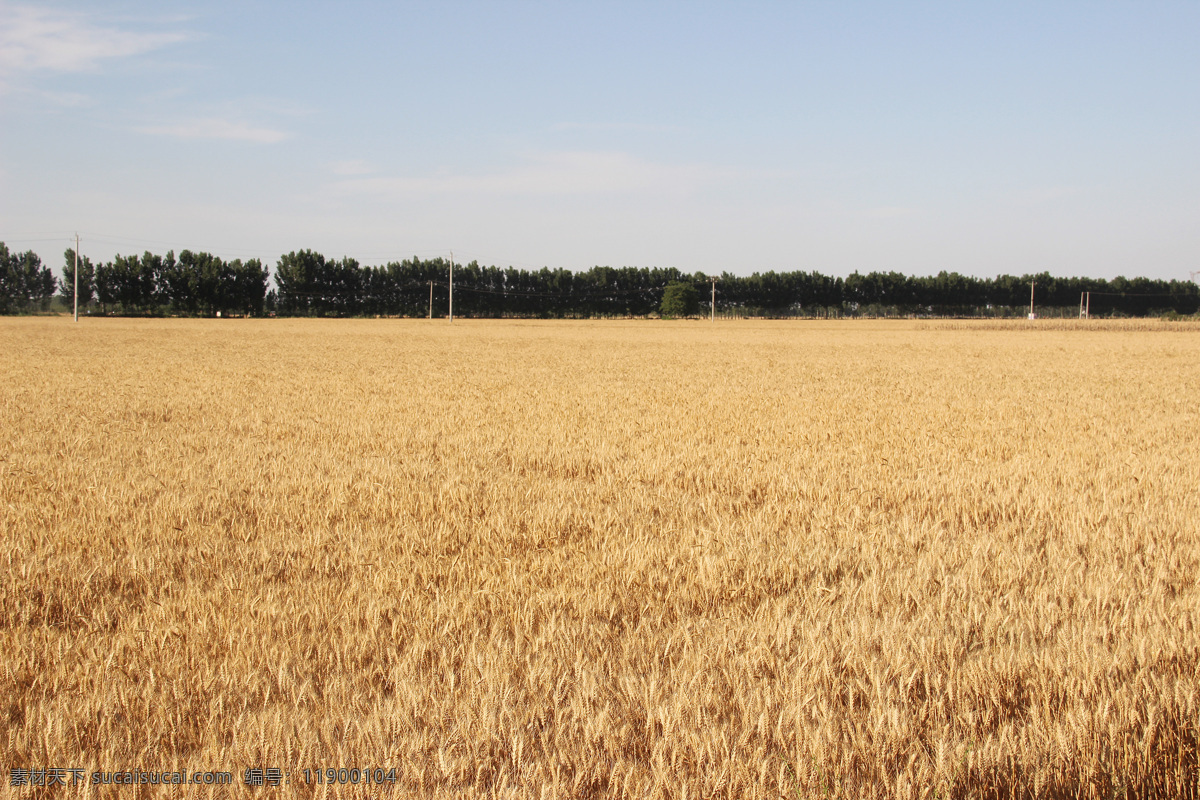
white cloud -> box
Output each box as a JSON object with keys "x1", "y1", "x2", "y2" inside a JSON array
[
  {"x1": 329, "y1": 159, "x2": 375, "y2": 176},
  {"x1": 551, "y1": 121, "x2": 683, "y2": 134},
  {"x1": 33, "y1": 88, "x2": 95, "y2": 107},
  {"x1": 137, "y1": 118, "x2": 291, "y2": 144},
  {"x1": 333, "y1": 151, "x2": 732, "y2": 198},
  {"x1": 0, "y1": 5, "x2": 188, "y2": 75}
]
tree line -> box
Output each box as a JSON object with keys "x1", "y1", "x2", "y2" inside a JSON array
[
  {"x1": 0, "y1": 243, "x2": 57, "y2": 315},
  {"x1": 54, "y1": 248, "x2": 269, "y2": 317},
  {"x1": 1, "y1": 242, "x2": 1197, "y2": 318}
]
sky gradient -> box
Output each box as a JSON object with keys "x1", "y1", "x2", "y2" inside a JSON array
[{"x1": 1, "y1": 1, "x2": 1197, "y2": 280}]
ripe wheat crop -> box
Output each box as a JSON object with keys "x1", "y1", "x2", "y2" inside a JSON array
[{"x1": 2, "y1": 317, "x2": 1198, "y2": 799}]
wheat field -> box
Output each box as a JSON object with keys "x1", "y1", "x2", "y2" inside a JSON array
[{"x1": 2, "y1": 317, "x2": 1198, "y2": 799}]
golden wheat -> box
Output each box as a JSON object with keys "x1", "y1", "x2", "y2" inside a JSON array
[{"x1": 1, "y1": 317, "x2": 1198, "y2": 799}]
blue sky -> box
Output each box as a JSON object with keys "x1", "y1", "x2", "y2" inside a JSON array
[{"x1": 1, "y1": 1, "x2": 1197, "y2": 280}]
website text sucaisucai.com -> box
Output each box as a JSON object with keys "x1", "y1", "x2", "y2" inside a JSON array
[{"x1": 9, "y1": 768, "x2": 232, "y2": 787}]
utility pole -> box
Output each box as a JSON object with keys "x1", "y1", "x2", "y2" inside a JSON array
[
  {"x1": 448, "y1": 251, "x2": 454, "y2": 322},
  {"x1": 428, "y1": 280, "x2": 433, "y2": 319},
  {"x1": 710, "y1": 276, "x2": 718, "y2": 322},
  {"x1": 73, "y1": 233, "x2": 79, "y2": 322},
  {"x1": 1029, "y1": 280, "x2": 1036, "y2": 319}
]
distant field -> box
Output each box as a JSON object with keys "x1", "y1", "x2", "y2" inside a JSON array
[{"x1": 2, "y1": 317, "x2": 1198, "y2": 799}]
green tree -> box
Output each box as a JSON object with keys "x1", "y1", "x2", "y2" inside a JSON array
[
  {"x1": 275, "y1": 249, "x2": 326, "y2": 315},
  {"x1": 0, "y1": 244, "x2": 55, "y2": 313},
  {"x1": 660, "y1": 281, "x2": 699, "y2": 318},
  {"x1": 60, "y1": 247, "x2": 96, "y2": 311},
  {"x1": 108, "y1": 253, "x2": 153, "y2": 313},
  {"x1": 32, "y1": 256, "x2": 54, "y2": 310},
  {"x1": 192, "y1": 251, "x2": 232, "y2": 316},
  {"x1": 160, "y1": 250, "x2": 203, "y2": 314},
  {"x1": 94, "y1": 259, "x2": 116, "y2": 313},
  {"x1": 231, "y1": 258, "x2": 268, "y2": 315}
]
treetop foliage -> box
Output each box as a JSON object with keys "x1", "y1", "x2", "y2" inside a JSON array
[
  {"x1": 0, "y1": 243, "x2": 56, "y2": 314},
  {"x1": 661, "y1": 281, "x2": 701, "y2": 318}
]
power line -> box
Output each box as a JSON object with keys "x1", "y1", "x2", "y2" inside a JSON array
[{"x1": 0, "y1": 237, "x2": 74, "y2": 244}]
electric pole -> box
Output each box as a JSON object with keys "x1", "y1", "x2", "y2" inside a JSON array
[
  {"x1": 1029, "y1": 281, "x2": 1035, "y2": 319},
  {"x1": 710, "y1": 276, "x2": 718, "y2": 322},
  {"x1": 448, "y1": 251, "x2": 454, "y2": 322},
  {"x1": 73, "y1": 233, "x2": 79, "y2": 322},
  {"x1": 428, "y1": 280, "x2": 433, "y2": 319}
]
